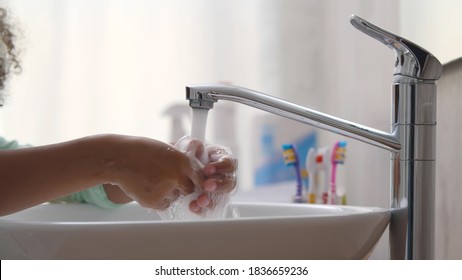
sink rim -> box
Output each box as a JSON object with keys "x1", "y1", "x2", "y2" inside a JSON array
[{"x1": 0, "y1": 201, "x2": 390, "y2": 226}]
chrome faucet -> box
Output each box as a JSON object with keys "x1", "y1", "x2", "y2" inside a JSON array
[{"x1": 186, "y1": 15, "x2": 442, "y2": 260}]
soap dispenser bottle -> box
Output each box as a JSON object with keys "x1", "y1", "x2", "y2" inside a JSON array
[{"x1": 163, "y1": 103, "x2": 191, "y2": 142}]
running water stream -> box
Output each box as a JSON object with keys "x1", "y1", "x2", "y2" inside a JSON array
[{"x1": 157, "y1": 107, "x2": 238, "y2": 220}]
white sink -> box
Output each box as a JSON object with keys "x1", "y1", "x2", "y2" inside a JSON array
[{"x1": 0, "y1": 202, "x2": 389, "y2": 259}]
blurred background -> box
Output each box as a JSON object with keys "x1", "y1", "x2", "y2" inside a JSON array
[{"x1": 0, "y1": 0, "x2": 461, "y2": 259}]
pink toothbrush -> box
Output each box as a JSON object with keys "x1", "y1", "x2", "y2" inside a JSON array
[{"x1": 330, "y1": 141, "x2": 347, "y2": 204}]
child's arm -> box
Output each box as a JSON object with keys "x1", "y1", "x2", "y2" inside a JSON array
[
  {"x1": 0, "y1": 134, "x2": 208, "y2": 216},
  {"x1": 0, "y1": 135, "x2": 133, "y2": 208}
]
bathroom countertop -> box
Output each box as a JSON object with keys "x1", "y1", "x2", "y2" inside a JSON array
[{"x1": 233, "y1": 182, "x2": 295, "y2": 204}]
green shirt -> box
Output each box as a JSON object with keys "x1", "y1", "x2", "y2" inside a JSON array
[{"x1": 0, "y1": 136, "x2": 122, "y2": 209}]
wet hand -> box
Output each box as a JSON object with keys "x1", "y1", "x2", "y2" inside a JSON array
[{"x1": 177, "y1": 139, "x2": 237, "y2": 214}]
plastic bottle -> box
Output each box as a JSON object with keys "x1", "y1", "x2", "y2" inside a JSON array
[{"x1": 162, "y1": 103, "x2": 191, "y2": 142}]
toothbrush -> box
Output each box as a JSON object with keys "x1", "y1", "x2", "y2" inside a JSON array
[
  {"x1": 305, "y1": 147, "x2": 330, "y2": 204},
  {"x1": 305, "y1": 148, "x2": 317, "y2": 203},
  {"x1": 317, "y1": 147, "x2": 330, "y2": 204},
  {"x1": 330, "y1": 141, "x2": 347, "y2": 204},
  {"x1": 282, "y1": 144, "x2": 303, "y2": 203},
  {"x1": 300, "y1": 168, "x2": 309, "y2": 200}
]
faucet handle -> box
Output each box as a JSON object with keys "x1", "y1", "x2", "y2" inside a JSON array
[{"x1": 350, "y1": 15, "x2": 442, "y2": 81}]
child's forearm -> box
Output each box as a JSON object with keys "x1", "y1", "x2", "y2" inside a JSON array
[{"x1": 0, "y1": 134, "x2": 122, "y2": 216}]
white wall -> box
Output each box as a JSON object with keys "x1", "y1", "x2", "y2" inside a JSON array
[
  {"x1": 400, "y1": 0, "x2": 462, "y2": 64},
  {"x1": 0, "y1": 0, "x2": 263, "y2": 145},
  {"x1": 435, "y1": 59, "x2": 462, "y2": 259}
]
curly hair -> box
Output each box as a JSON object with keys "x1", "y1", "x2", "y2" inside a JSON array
[{"x1": 0, "y1": 7, "x2": 21, "y2": 106}]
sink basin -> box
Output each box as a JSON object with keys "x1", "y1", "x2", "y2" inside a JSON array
[{"x1": 0, "y1": 202, "x2": 389, "y2": 259}]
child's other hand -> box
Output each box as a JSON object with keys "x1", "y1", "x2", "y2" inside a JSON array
[{"x1": 175, "y1": 137, "x2": 237, "y2": 215}]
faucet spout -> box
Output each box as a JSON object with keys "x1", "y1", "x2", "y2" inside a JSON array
[{"x1": 186, "y1": 84, "x2": 401, "y2": 152}]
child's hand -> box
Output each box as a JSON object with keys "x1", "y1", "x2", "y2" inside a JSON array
[
  {"x1": 174, "y1": 137, "x2": 238, "y2": 215},
  {"x1": 105, "y1": 135, "x2": 236, "y2": 214},
  {"x1": 109, "y1": 136, "x2": 203, "y2": 210}
]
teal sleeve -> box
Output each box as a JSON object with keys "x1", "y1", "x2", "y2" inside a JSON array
[
  {"x1": 0, "y1": 135, "x2": 31, "y2": 149},
  {"x1": 51, "y1": 185, "x2": 123, "y2": 210},
  {"x1": 0, "y1": 135, "x2": 123, "y2": 209}
]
